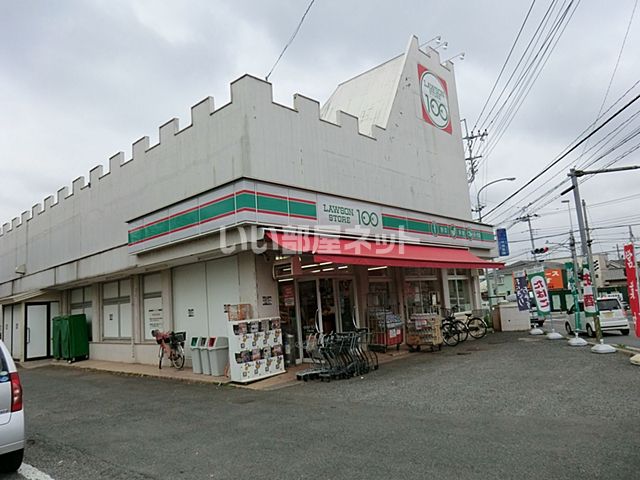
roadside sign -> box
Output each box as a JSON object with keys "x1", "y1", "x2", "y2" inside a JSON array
[
  {"x1": 514, "y1": 271, "x2": 530, "y2": 311},
  {"x1": 527, "y1": 269, "x2": 551, "y2": 316},
  {"x1": 581, "y1": 266, "x2": 597, "y2": 316},
  {"x1": 623, "y1": 244, "x2": 640, "y2": 336},
  {"x1": 565, "y1": 262, "x2": 582, "y2": 330},
  {"x1": 544, "y1": 268, "x2": 564, "y2": 290},
  {"x1": 496, "y1": 228, "x2": 509, "y2": 256}
]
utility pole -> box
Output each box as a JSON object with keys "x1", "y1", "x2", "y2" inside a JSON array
[
  {"x1": 582, "y1": 199, "x2": 603, "y2": 342},
  {"x1": 564, "y1": 165, "x2": 640, "y2": 353},
  {"x1": 518, "y1": 214, "x2": 539, "y2": 262},
  {"x1": 562, "y1": 199, "x2": 583, "y2": 334},
  {"x1": 569, "y1": 169, "x2": 588, "y2": 258},
  {"x1": 462, "y1": 119, "x2": 487, "y2": 184}
]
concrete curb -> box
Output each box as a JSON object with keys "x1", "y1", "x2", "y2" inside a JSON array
[{"x1": 47, "y1": 360, "x2": 234, "y2": 387}]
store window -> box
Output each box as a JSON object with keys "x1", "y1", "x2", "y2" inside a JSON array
[
  {"x1": 448, "y1": 269, "x2": 471, "y2": 312},
  {"x1": 70, "y1": 286, "x2": 93, "y2": 341},
  {"x1": 102, "y1": 279, "x2": 132, "y2": 340},
  {"x1": 142, "y1": 274, "x2": 163, "y2": 341},
  {"x1": 367, "y1": 279, "x2": 403, "y2": 350},
  {"x1": 405, "y1": 279, "x2": 440, "y2": 315}
]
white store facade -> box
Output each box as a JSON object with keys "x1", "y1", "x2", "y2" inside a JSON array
[{"x1": 0, "y1": 37, "x2": 501, "y2": 366}]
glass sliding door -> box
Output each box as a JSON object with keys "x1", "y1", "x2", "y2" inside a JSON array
[
  {"x1": 319, "y1": 278, "x2": 337, "y2": 334},
  {"x1": 297, "y1": 280, "x2": 320, "y2": 355},
  {"x1": 289, "y1": 276, "x2": 359, "y2": 361}
]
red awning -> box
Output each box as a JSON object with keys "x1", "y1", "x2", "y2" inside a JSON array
[{"x1": 265, "y1": 231, "x2": 503, "y2": 269}]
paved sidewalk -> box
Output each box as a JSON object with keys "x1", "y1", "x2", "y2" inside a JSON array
[{"x1": 17, "y1": 344, "x2": 416, "y2": 391}]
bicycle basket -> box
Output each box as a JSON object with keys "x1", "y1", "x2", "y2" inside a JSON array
[{"x1": 171, "y1": 331, "x2": 187, "y2": 343}]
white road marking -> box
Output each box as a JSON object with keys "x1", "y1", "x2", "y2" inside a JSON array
[{"x1": 17, "y1": 463, "x2": 56, "y2": 480}]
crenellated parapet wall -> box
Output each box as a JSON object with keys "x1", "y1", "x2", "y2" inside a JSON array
[
  {"x1": 0, "y1": 36, "x2": 474, "y2": 290},
  {"x1": 0, "y1": 75, "x2": 392, "y2": 238},
  {"x1": 0, "y1": 74, "x2": 393, "y2": 286}
]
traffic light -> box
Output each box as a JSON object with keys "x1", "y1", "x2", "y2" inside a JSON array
[{"x1": 531, "y1": 246, "x2": 549, "y2": 255}]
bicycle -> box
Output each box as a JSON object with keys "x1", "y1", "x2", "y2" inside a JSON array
[
  {"x1": 440, "y1": 309, "x2": 470, "y2": 346},
  {"x1": 152, "y1": 330, "x2": 186, "y2": 370},
  {"x1": 440, "y1": 315, "x2": 462, "y2": 346},
  {"x1": 463, "y1": 313, "x2": 488, "y2": 339}
]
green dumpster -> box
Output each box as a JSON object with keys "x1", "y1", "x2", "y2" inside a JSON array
[
  {"x1": 52, "y1": 314, "x2": 89, "y2": 363},
  {"x1": 52, "y1": 317, "x2": 63, "y2": 359}
]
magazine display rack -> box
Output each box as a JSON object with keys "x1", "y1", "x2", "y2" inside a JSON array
[
  {"x1": 405, "y1": 313, "x2": 443, "y2": 352},
  {"x1": 227, "y1": 317, "x2": 286, "y2": 383}
]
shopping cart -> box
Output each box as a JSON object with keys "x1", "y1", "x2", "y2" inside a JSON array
[{"x1": 296, "y1": 330, "x2": 379, "y2": 382}]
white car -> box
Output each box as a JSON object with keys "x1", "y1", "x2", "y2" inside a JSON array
[
  {"x1": 0, "y1": 339, "x2": 24, "y2": 472},
  {"x1": 565, "y1": 298, "x2": 630, "y2": 337}
]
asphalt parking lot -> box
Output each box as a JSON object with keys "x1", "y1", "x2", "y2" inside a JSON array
[{"x1": 12, "y1": 332, "x2": 640, "y2": 480}]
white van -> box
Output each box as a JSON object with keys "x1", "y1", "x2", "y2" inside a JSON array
[{"x1": 565, "y1": 297, "x2": 630, "y2": 337}]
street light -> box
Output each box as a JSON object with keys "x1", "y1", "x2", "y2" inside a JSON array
[
  {"x1": 475, "y1": 177, "x2": 516, "y2": 222},
  {"x1": 475, "y1": 177, "x2": 515, "y2": 315}
]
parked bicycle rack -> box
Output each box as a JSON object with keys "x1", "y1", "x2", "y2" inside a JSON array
[{"x1": 296, "y1": 330, "x2": 378, "y2": 382}]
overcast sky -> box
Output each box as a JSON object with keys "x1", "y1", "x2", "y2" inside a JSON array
[{"x1": 1, "y1": 0, "x2": 639, "y2": 263}]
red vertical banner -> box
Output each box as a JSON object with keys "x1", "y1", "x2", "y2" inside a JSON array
[
  {"x1": 582, "y1": 267, "x2": 596, "y2": 315},
  {"x1": 623, "y1": 244, "x2": 640, "y2": 336}
]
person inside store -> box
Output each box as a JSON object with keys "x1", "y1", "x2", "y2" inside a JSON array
[{"x1": 321, "y1": 304, "x2": 336, "y2": 333}]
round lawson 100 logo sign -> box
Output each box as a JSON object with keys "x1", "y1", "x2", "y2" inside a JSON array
[{"x1": 418, "y1": 65, "x2": 452, "y2": 134}]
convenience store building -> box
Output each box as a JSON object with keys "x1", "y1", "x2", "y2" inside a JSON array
[{"x1": 0, "y1": 36, "x2": 501, "y2": 365}]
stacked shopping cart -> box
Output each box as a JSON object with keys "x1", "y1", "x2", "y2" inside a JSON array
[{"x1": 296, "y1": 331, "x2": 379, "y2": 382}]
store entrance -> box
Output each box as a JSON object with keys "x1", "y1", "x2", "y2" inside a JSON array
[{"x1": 295, "y1": 277, "x2": 357, "y2": 360}]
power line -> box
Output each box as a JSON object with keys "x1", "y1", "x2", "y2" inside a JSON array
[
  {"x1": 472, "y1": 0, "x2": 537, "y2": 131},
  {"x1": 485, "y1": 77, "x2": 640, "y2": 225},
  {"x1": 581, "y1": 0, "x2": 638, "y2": 153},
  {"x1": 475, "y1": 0, "x2": 559, "y2": 133},
  {"x1": 478, "y1": 1, "x2": 579, "y2": 159},
  {"x1": 475, "y1": 1, "x2": 580, "y2": 189},
  {"x1": 483, "y1": 91, "x2": 640, "y2": 220},
  {"x1": 504, "y1": 127, "x2": 640, "y2": 224},
  {"x1": 265, "y1": 0, "x2": 316, "y2": 82}
]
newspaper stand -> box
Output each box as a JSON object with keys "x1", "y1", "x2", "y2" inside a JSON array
[{"x1": 405, "y1": 313, "x2": 443, "y2": 352}]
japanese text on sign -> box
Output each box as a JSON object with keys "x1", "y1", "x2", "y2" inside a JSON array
[
  {"x1": 582, "y1": 266, "x2": 596, "y2": 315},
  {"x1": 514, "y1": 272, "x2": 530, "y2": 312},
  {"x1": 527, "y1": 270, "x2": 551, "y2": 316},
  {"x1": 623, "y1": 244, "x2": 640, "y2": 335}
]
